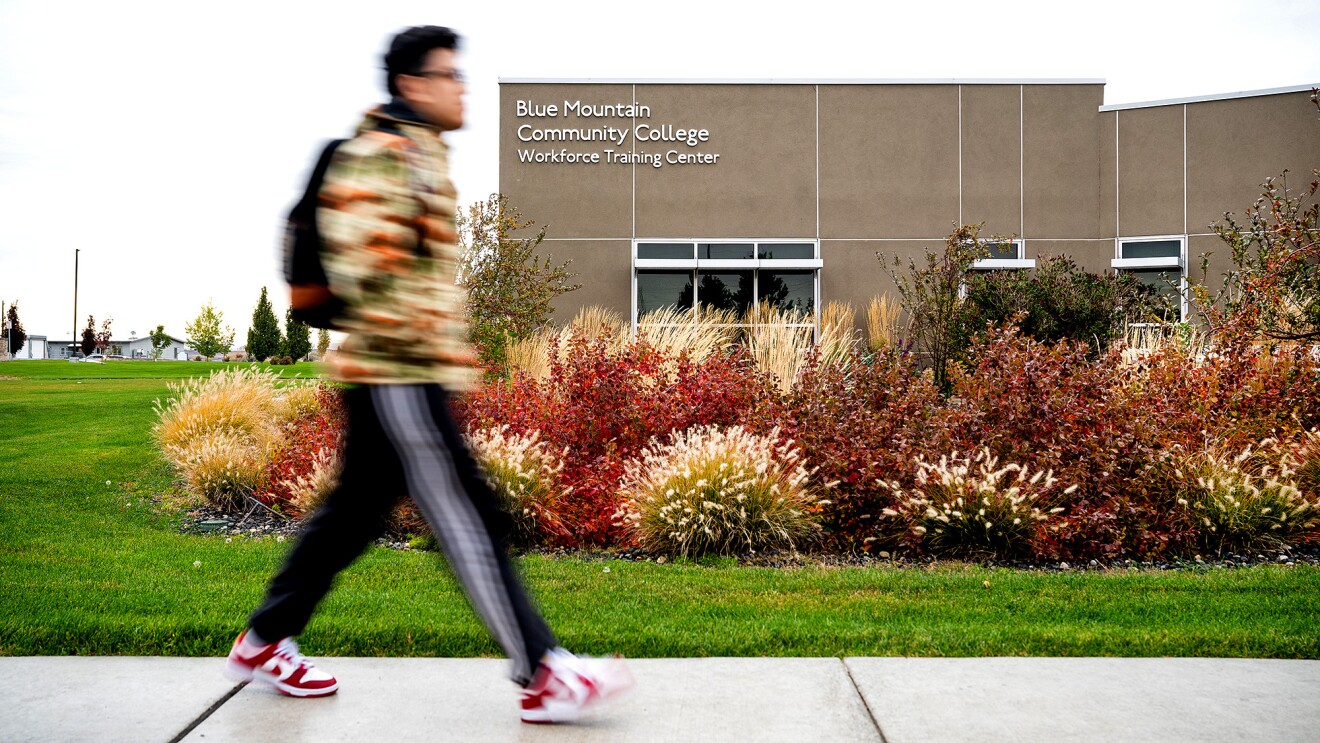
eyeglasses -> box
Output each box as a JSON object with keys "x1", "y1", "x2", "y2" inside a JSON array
[{"x1": 414, "y1": 68, "x2": 464, "y2": 83}]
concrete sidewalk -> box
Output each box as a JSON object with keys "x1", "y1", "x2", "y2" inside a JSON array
[{"x1": 3, "y1": 657, "x2": 1318, "y2": 742}]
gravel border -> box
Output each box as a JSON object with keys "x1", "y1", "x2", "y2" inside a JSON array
[{"x1": 174, "y1": 498, "x2": 1319, "y2": 571}]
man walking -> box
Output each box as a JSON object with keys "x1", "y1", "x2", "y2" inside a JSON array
[{"x1": 225, "y1": 26, "x2": 629, "y2": 724}]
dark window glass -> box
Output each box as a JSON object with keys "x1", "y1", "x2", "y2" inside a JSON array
[
  {"x1": 1125, "y1": 269, "x2": 1181, "y2": 320},
  {"x1": 637, "y1": 243, "x2": 694, "y2": 260},
  {"x1": 698, "y1": 271, "x2": 755, "y2": 316},
  {"x1": 699, "y1": 243, "x2": 755, "y2": 260},
  {"x1": 636, "y1": 271, "x2": 694, "y2": 316},
  {"x1": 759, "y1": 271, "x2": 815, "y2": 316},
  {"x1": 1121, "y1": 240, "x2": 1181, "y2": 260},
  {"x1": 757, "y1": 243, "x2": 814, "y2": 260},
  {"x1": 986, "y1": 242, "x2": 1020, "y2": 260}
]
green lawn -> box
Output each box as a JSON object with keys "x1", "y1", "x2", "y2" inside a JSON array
[{"x1": 2, "y1": 360, "x2": 1318, "y2": 658}]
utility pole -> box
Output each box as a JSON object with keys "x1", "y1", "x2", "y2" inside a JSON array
[
  {"x1": 2, "y1": 300, "x2": 7, "y2": 361},
  {"x1": 72, "y1": 249, "x2": 80, "y2": 358}
]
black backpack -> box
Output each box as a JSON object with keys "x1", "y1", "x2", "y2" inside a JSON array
[{"x1": 283, "y1": 138, "x2": 348, "y2": 330}]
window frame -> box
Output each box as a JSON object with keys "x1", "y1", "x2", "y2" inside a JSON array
[
  {"x1": 1111, "y1": 234, "x2": 1187, "y2": 322},
  {"x1": 971, "y1": 238, "x2": 1034, "y2": 271},
  {"x1": 632, "y1": 238, "x2": 823, "y2": 331}
]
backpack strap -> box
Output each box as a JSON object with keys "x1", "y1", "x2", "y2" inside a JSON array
[{"x1": 284, "y1": 138, "x2": 346, "y2": 286}]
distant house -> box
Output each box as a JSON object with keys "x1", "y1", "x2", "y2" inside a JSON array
[
  {"x1": 13, "y1": 335, "x2": 47, "y2": 359},
  {"x1": 29, "y1": 335, "x2": 195, "y2": 361}
]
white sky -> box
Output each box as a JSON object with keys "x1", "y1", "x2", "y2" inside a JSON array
[{"x1": 2, "y1": 0, "x2": 1318, "y2": 346}]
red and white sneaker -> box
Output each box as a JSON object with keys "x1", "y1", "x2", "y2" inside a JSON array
[
  {"x1": 520, "y1": 648, "x2": 634, "y2": 724},
  {"x1": 224, "y1": 631, "x2": 339, "y2": 698}
]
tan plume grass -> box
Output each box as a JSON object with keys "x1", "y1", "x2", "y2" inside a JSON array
[
  {"x1": 507, "y1": 329, "x2": 556, "y2": 381},
  {"x1": 637, "y1": 306, "x2": 738, "y2": 363},
  {"x1": 741, "y1": 302, "x2": 856, "y2": 393},
  {"x1": 507, "y1": 306, "x2": 630, "y2": 380},
  {"x1": 1171, "y1": 438, "x2": 1319, "y2": 552},
  {"x1": 153, "y1": 367, "x2": 282, "y2": 455},
  {"x1": 617, "y1": 425, "x2": 828, "y2": 557},
  {"x1": 275, "y1": 383, "x2": 323, "y2": 424},
  {"x1": 570, "y1": 305, "x2": 627, "y2": 345},
  {"x1": 166, "y1": 431, "x2": 271, "y2": 509},
  {"x1": 866, "y1": 295, "x2": 902, "y2": 351},
  {"x1": 283, "y1": 446, "x2": 343, "y2": 518},
  {"x1": 465, "y1": 426, "x2": 570, "y2": 545},
  {"x1": 153, "y1": 367, "x2": 317, "y2": 507},
  {"x1": 879, "y1": 447, "x2": 1073, "y2": 558},
  {"x1": 818, "y1": 301, "x2": 860, "y2": 374}
]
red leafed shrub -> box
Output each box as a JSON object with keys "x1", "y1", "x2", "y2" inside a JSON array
[
  {"x1": 455, "y1": 334, "x2": 780, "y2": 546},
  {"x1": 945, "y1": 325, "x2": 1190, "y2": 559},
  {"x1": 260, "y1": 385, "x2": 347, "y2": 515},
  {"x1": 783, "y1": 347, "x2": 951, "y2": 551},
  {"x1": 1137, "y1": 342, "x2": 1320, "y2": 452}
]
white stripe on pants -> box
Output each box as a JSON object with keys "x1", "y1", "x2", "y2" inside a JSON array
[{"x1": 371, "y1": 385, "x2": 532, "y2": 681}]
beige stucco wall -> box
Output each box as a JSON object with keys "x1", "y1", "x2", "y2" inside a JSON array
[
  {"x1": 961, "y1": 85, "x2": 1023, "y2": 237},
  {"x1": 499, "y1": 83, "x2": 634, "y2": 239},
  {"x1": 533, "y1": 239, "x2": 632, "y2": 326},
  {"x1": 634, "y1": 85, "x2": 815, "y2": 238},
  {"x1": 1117, "y1": 104, "x2": 1185, "y2": 237},
  {"x1": 500, "y1": 81, "x2": 1318, "y2": 325},
  {"x1": 1186, "y1": 91, "x2": 1320, "y2": 235},
  {"x1": 818, "y1": 85, "x2": 961, "y2": 239}
]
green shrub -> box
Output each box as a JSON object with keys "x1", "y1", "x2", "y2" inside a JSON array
[
  {"x1": 617, "y1": 425, "x2": 828, "y2": 557},
  {"x1": 962, "y1": 255, "x2": 1169, "y2": 356},
  {"x1": 881, "y1": 447, "x2": 1073, "y2": 558}
]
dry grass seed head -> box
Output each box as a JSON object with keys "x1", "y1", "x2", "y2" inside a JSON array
[{"x1": 619, "y1": 425, "x2": 825, "y2": 557}]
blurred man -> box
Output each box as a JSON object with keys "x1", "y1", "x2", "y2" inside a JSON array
[{"x1": 225, "y1": 26, "x2": 630, "y2": 724}]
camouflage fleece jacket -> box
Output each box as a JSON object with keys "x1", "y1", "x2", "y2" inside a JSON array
[{"x1": 317, "y1": 100, "x2": 480, "y2": 389}]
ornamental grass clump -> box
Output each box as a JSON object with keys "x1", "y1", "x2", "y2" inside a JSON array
[
  {"x1": 465, "y1": 426, "x2": 570, "y2": 545},
  {"x1": 1173, "y1": 440, "x2": 1319, "y2": 553},
  {"x1": 284, "y1": 447, "x2": 343, "y2": 517},
  {"x1": 153, "y1": 366, "x2": 281, "y2": 453},
  {"x1": 154, "y1": 367, "x2": 285, "y2": 507},
  {"x1": 882, "y1": 448, "x2": 1073, "y2": 558},
  {"x1": 1294, "y1": 429, "x2": 1320, "y2": 498},
  {"x1": 169, "y1": 431, "x2": 270, "y2": 509},
  {"x1": 618, "y1": 425, "x2": 827, "y2": 557},
  {"x1": 637, "y1": 306, "x2": 739, "y2": 364}
]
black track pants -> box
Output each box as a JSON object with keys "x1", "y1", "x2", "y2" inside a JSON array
[{"x1": 247, "y1": 384, "x2": 557, "y2": 684}]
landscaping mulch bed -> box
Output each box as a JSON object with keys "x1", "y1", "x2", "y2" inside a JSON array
[{"x1": 175, "y1": 498, "x2": 1320, "y2": 572}]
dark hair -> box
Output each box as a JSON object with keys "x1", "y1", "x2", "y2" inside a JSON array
[{"x1": 384, "y1": 26, "x2": 460, "y2": 97}]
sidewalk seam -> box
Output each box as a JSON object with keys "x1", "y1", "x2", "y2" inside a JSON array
[
  {"x1": 842, "y1": 658, "x2": 889, "y2": 743},
  {"x1": 168, "y1": 681, "x2": 247, "y2": 743}
]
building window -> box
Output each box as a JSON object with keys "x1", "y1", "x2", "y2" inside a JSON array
[
  {"x1": 1112, "y1": 236, "x2": 1185, "y2": 322},
  {"x1": 971, "y1": 239, "x2": 1033, "y2": 271},
  {"x1": 632, "y1": 240, "x2": 823, "y2": 331}
]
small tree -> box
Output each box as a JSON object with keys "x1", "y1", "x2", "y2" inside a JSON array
[
  {"x1": 1191, "y1": 92, "x2": 1320, "y2": 343},
  {"x1": 282, "y1": 307, "x2": 312, "y2": 361},
  {"x1": 81, "y1": 315, "x2": 96, "y2": 356},
  {"x1": 5, "y1": 301, "x2": 27, "y2": 356},
  {"x1": 185, "y1": 300, "x2": 235, "y2": 359},
  {"x1": 316, "y1": 328, "x2": 331, "y2": 358},
  {"x1": 457, "y1": 194, "x2": 580, "y2": 373},
  {"x1": 246, "y1": 286, "x2": 284, "y2": 362},
  {"x1": 1193, "y1": 171, "x2": 1320, "y2": 343},
  {"x1": 881, "y1": 223, "x2": 992, "y2": 391},
  {"x1": 149, "y1": 325, "x2": 172, "y2": 361},
  {"x1": 95, "y1": 317, "x2": 113, "y2": 354}
]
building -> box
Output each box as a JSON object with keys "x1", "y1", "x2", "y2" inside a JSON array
[
  {"x1": 29, "y1": 334, "x2": 193, "y2": 360},
  {"x1": 498, "y1": 79, "x2": 1319, "y2": 329}
]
